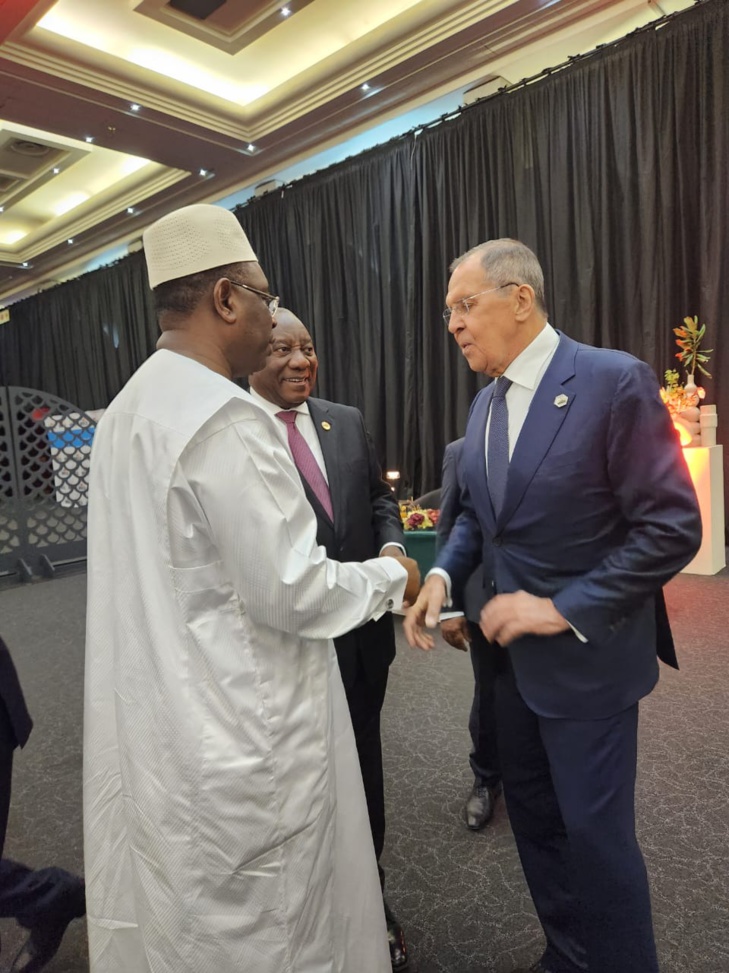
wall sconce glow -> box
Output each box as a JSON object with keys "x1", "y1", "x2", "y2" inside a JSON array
[
  {"x1": 385, "y1": 471, "x2": 400, "y2": 480},
  {"x1": 1, "y1": 230, "x2": 28, "y2": 245},
  {"x1": 54, "y1": 192, "x2": 90, "y2": 217},
  {"x1": 130, "y1": 103, "x2": 141, "y2": 112}
]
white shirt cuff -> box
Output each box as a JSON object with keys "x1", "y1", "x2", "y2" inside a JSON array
[
  {"x1": 379, "y1": 542, "x2": 406, "y2": 556},
  {"x1": 425, "y1": 567, "x2": 452, "y2": 607}
]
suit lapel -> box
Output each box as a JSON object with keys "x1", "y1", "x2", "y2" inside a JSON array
[
  {"x1": 498, "y1": 333, "x2": 577, "y2": 527},
  {"x1": 308, "y1": 399, "x2": 339, "y2": 528}
]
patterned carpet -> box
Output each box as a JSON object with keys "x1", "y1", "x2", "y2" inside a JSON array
[{"x1": 0, "y1": 565, "x2": 727, "y2": 973}]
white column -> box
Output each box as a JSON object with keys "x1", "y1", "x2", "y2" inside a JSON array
[{"x1": 681, "y1": 444, "x2": 726, "y2": 575}]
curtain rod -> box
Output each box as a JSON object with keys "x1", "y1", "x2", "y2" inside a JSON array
[{"x1": 239, "y1": 0, "x2": 710, "y2": 206}]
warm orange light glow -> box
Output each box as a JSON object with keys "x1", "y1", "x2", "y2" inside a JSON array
[{"x1": 673, "y1": 419, "x2": 693, "y2": 447}]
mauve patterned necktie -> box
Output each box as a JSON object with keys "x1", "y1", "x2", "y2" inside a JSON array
[
  {"x1": 276, "y1": 410, "x2": 334, "y2": 521},
  {"x1": 487, "y1": 376, "x2": 513, "y2": 517}
]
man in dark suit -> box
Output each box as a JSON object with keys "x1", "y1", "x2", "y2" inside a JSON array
[
  {"x1": 249, "y1": 309, "x2": 409, "y2": 970},
  {"x1": 0, "y1": 636, "x2": 85, "y2": 972},
  {"x1": 437, "y1": 438, "x2": 502, "y2": 830},
  {"x1": 405, "y1": 239, "x2": 701, "y2": 973}
]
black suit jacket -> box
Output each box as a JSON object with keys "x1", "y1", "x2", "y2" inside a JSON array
[
  {"x1": 0, "y1": 637, "x2": 33, "y2": 750},
  {"x1": 300, "y1": 398, "x2": 405, "y2": 689}
]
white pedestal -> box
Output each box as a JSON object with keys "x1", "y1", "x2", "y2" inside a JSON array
[{"x1": 681, "y1": 444, "x2": 726, "y2": 575}]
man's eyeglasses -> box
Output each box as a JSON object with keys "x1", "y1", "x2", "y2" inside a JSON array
[
  {"x1": 442, "y1": 282, "x2": 518, "y2": 325},
  {"x1": 226, "y1": 278, "x2": 280, "y2": 318}
]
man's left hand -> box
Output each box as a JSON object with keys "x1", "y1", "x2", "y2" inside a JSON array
[{"x1": 480, "y1": 591, "x2": 570, "y2": 646}]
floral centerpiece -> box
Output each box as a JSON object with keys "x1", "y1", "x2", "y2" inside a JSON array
[
  {"x1": 399, "y1": 499, "x2": 440, "y2": 530},
  {"x1": 659, "y1": 315, "x2": 712, "y2": 447}
]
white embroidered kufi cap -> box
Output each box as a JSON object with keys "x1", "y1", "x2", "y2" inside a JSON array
[{"x1": 143, "y1": 203, "x2": 257, "y2": 289}]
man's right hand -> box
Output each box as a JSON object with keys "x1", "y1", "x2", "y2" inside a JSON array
[
  {"x1": 390, "y1": 555, "x2": 421, "y2": 607},
  {"x1": 403, "y1": 574, "x2": 448, "y2": 650},
  {"x1": 440, "y1": 615, "x2": 471, "y2": 652}
]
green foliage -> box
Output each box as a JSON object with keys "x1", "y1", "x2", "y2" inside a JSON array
[{"x1": 674, "y1": 315, "x2": 713, "y2": 378}]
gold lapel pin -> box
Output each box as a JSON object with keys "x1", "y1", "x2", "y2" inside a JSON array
[
  {"x1": 321, "y1": 421, "x2": 332, "y2": 431},
  {"x1": 554, "y1": 394, "x2": 569, "y2": 408}
]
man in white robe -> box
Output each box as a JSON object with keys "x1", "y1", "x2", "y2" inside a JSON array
[{"x1": 83, "y1": 204, "x2": 420, "y2": 973}]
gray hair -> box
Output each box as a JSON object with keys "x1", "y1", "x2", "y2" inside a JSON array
[{"x1": 450, "y1": 239, "x2": 547, "y2": 314}]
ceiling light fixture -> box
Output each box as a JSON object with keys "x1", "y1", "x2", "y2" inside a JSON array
[
  {"x1": 85, "y1": 136, "x2": 94, "y2": 143},
  {"x1": 281, "y1": 6, "x2": 291, "y2": 15},
  {"x1": 21, "y1": 262, "x2": 30, "y2": 268},
  {"x1": 0, "y1": 206, "x2": 4, "y2": 213},
  {"x1": 199, "y1": 168, "x2": 208, "y2": 177},
  {"x1": 247, "y1": 143, "x2": 256, "y2": 152},
  {"x1": 52, "y1": 167, "x2": 61, "y2": 174},
  {"x1": 127, "y1": 207, "x2": 135, "y2": 214},
  {"x1": 68, "y1": 238, "x2": 74, "y2": 244},
  {"x1": 130, "y1": 103, "x2": 141, "y2": 112},
  {"x1": 361, "y1": 83, "x2": 370, "y2": 92}
]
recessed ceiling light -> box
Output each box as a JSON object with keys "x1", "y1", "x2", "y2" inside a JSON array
[
  {"x1": 85, "y1": 136, "x2": 94, "y2": 143},
  {"x1": 281, "y1": 6, "x2": 291, "y2": 15},
  {"x1": 0, "y1": 206, "x2": 4, "y2": 213},
  {"x1": 130, "y1": 103, "x2": 141, "y2": 112},
  {"x1": 199, "y1": 168, "x2": 208, "y2": 177},
  {"x1": 127, "y1": 207, "x2": 135, "y2": 214},
  {"x1": 21, "y1": 261, "x2": 29, "y2": 268},
  {"x1": 247, "y1": 143, "x2": 256, "y2": 152},
  {"x1": 361, "y1": 83, "x2": 370, "y2": 92},
  {"x1": 67, "y1": 238, "x2": 74, "y2": 244},
  {"x1": 52, "y1": 167, "x2": 61, "y2": 174}
]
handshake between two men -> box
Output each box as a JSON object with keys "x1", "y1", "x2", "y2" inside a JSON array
[{"x1": 399, "y1": 572, "x2": 572, "y2": 650}]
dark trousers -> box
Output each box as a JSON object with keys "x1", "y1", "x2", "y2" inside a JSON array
[
  {"x1": 0, "y1": 699, "x2": 85, "y2": 928},
  {"x1": 495, "y1": 663, "x2": 659, "y2": 973},
  {"x1": 344, "y1": 662, "x2": 389, "y2": 889},
  {"x1": 467, "y1": 621, "x2": 501, "y2": 790}
]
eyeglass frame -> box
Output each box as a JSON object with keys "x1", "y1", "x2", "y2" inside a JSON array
[
  {"x1": 225, "y1": 278, "x2": 280, "y2": 318},
  {"x1": 442, "y1": 282, "x2": 519, "y2": 325}
]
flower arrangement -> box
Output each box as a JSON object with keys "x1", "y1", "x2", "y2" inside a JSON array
[
  {"x1": 399, "y1": 499, "x2": 440, "y2": 530},
  {"x1": 659, "y1": 315, "x2": 712, "y2": 416},
  {"x1": 659, "y1": 367, "x2": 704, "y2": 418}
]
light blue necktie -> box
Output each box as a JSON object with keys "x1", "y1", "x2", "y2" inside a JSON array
[{"x1": 487, "y1": 377, "x2": 513, "y2": 517}]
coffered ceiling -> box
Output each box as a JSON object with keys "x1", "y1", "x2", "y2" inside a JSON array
[{"x1": 0, "y1": 0, "x2": 691, "y2": 303}]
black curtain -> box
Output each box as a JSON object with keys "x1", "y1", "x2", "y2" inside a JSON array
[
  {"x1": 1, "y1": 0, "x2": 726, "y2": 501},
  {"x1": 0, "y1": 250, "x2": 157, "y2": 410}
]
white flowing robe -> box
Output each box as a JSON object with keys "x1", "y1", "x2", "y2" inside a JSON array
[{"x1": 84, "y1": 350, "x2": 406, "y2": 973}]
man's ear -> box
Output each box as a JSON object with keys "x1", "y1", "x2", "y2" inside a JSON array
[
  {"x1": 213, "y1": 278, "x2": 236, "y2": 322},
  {"x1": 514, "y1": 283, "x2": 536, "y2": 320}
]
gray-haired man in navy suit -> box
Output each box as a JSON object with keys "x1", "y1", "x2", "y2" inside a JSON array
[{"x1": 406, "y1": 239, "x2": 701, "y2": 973}]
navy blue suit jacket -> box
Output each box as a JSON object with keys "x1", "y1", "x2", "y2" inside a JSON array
[{"x1": 436, "y1": 332, "x2": 701, "y2": 720}]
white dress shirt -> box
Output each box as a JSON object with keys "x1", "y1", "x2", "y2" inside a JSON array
[
  {"x1": 250, "y1": 386, "x2": 329, "y2": 483},
  {"x1": 249, "y1": 386, "x2": 405, "y2": 555}
]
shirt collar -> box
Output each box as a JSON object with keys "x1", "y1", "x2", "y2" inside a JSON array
[
  {"x1": 502, "y1": 323, "x2": 559, "y2": 391},
  {"x1": 248, "y1": 385, "x2": 311, "y2": 419}
]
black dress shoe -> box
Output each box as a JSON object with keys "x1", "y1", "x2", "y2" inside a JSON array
[
  {"x1": 384, "y1": 899, "x2": 409, "y2": 970},
  {"x1": 11, "y1": 879, "x2": 85, "y2": 973},
  {"x1": 463, "y1": 781, "x2": 501, "y2": 830}
]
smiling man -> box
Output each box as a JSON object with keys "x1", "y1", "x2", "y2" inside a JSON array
[{"x1": 249, "y1": 309, "x2": 410, "y2": 971}]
